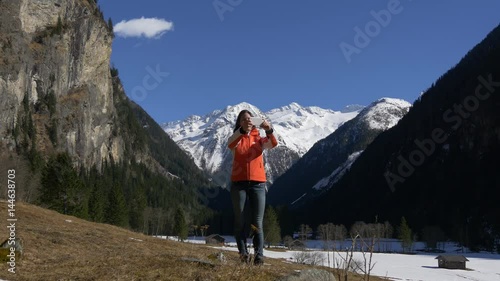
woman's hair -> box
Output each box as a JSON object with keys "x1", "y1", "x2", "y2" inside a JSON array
[{"x1": 233, "y1": 110, "x2": 253, "y2": 132}]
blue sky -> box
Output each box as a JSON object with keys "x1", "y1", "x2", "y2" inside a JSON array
[{"x1": 99, "y1": 1, "x2": 500, "y2": 123}]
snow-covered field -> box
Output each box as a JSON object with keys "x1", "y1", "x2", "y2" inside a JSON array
[{"x1": 158, "y1": 236, "x2": 500, "y2": 281}]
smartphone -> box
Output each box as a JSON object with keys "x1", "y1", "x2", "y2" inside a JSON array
[{"x1": 250, "y1": 116, "x2": 264, "y2": 126}]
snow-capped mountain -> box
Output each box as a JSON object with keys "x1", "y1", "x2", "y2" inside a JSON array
[
  {"x1": 267, "y1": 97, "x2": 411, "y2": 206},
  {"x1": 265, "y1": 102, "x2": 359, "y2": 155},
  {"x1": 162, "y1": 102, "x2": 361, "y2": 187},
  {"x1": 361, "y1": 98, "x2": 413, "y2": 130}
]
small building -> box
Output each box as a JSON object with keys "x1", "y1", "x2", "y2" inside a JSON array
[
  {"x1": 435, "y1": 255, "x2": 469, "y2": 270},
  {"x1": 288, "y1": 240, "x2": 306, "y2": 250},
  {"x1": 205, "y1": 234, "x2": 225, "y2": 245}
]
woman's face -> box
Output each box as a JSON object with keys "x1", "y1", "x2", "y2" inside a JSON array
[{"x1": 239, "y1": 112, "x2": 253, "y2": 129}]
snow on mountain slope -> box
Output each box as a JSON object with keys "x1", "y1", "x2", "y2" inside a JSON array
[
  {"x1": 266, "y1": 102, "x2": 359, "y2": 155},
  {"x1": 312, "y1": 151, "x2": 363, "y2": 190},
  {"x1": 267, "y1": 97, "x2": 412, "y2": 206},
  {"x1": 162, "y1": 102, "x2": 361, "y2": 186},
  {"x1": 310, "y1": 98, "x2": 412, "y2": 192},
  {"x1": 164, "y1": 102, "x2": 263, "y2": 174},
  {"x1": 362, "y1": 98, "x2": 412, "y2": 130}
]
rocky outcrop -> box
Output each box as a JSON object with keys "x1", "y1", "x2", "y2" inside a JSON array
[
  {"x1": 0, "y1": 0, "x2": 120, "y2": 169},
  {"x1": 277, "y1": 269, "x2": 336, "y2": 281}
]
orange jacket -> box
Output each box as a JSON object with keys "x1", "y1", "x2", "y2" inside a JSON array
[{"x1": 228, "y1": 128, "x2": 278, "y2": 182}]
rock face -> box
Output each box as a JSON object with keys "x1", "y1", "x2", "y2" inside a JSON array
[
  {"x1": 277, "y1": 269, "x2": 336, "y2": 281},
  {"x1": 0, "y1": 0, "x2": 120, "y2": 169}
]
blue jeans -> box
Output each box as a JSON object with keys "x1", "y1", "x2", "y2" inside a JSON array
[{"x1": 230, "y1": 181, "x2": 266, "y2": 259}]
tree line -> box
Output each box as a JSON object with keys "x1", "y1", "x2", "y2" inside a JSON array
[
  {"x1": 263, "y1": 213, "x2": 449, "y2": 255},
  {"x1": 298, "y1": 23, "x2": 500, "y2": 252},
  {"x1": 36, "y1": 152, "x2": 212, "y2": 237}
]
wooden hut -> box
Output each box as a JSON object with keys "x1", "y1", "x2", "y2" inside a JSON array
[
  {"x1": 205, "y1": 234, "x2": 225, "y2": 245},
  {"x1": 435, "y1": 255, "x2": 469, "y2": 269}
]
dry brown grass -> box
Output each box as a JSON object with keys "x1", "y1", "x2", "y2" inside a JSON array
[{"x1": 0, "y1": 201, "x2": 386, "y2": 281}]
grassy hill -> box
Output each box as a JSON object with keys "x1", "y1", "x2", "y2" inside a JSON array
[{"x1": 0, "y1": 201, "x2": 384, "y2": 281}]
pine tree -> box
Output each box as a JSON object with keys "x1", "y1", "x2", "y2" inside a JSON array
[
  {"x1": 398, "y1": 217, "x2": 413, "y2": 253},
  {"x1": 263, "y1": 205, "x2": 281, "y2": 248},
  {"x1": 54, "y1": 15, "x2": 63, "y2": 36},
  {"x1": 88, "y1": 182, "x2": 106, "y2": 222},
  {"x1": 173, "y1": 207, "x2": 188, "y2": 241},
  {"x1": 105, "y1": 184, "x2": 128, "y2": 227},
  {"x1": 128, "y1": 186, "x2": 147, "y2": 231},
  {"x1": 107, "y1": 17, "x2": 114, "y2": 38},
  {"x1": 39, "y1": 153, "x2": 87, "y2": 217}
]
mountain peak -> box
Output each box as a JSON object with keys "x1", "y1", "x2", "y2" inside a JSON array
[
  {"x1": 163, "y1": 102, "x2": 361, "y2": 185},
  {"x1": 268, "y1": 97, "x2": 411, "y2": 206},
  {"x1": 224, "y1": 102, "x2": 262, "y2": 116},
  {"x1": 270, "y1": 102, "x2": 303, "y2": 113},
  {"x1": 375, "y1": 97, "x2": 412, "y2": 107},
  {"x1": 231, "y1": 101, "x2": 254, "y2": 108},
  {"x1": 227, "y1": 101, "x2": 256, "y2": 110},
  {"x1": 360, "y1": 97, "x2": 411, "y2": 130}
]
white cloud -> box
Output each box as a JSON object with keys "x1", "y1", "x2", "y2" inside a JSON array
[{"x1": 114, "y1": 17, "x2": 174, "y2": 39}]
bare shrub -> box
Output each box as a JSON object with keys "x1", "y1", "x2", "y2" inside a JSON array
[{"x1": 292, "y1": 251, "x2": 325, "y2": 266}]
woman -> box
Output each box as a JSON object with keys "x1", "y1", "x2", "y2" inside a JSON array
[{"x1": 228, "y1": 109, "x2": 278, "y2": 265}]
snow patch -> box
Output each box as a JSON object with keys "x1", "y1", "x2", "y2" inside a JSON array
[
  {"x1": 361, "y1": 98, "x2": 411, "y2": 130},
  {"x1": 312, "y1": 151, "x2": 363, "y2": 190},
  {"x1": 291, "y1": 193, "x2": 307, "y2": 205}
]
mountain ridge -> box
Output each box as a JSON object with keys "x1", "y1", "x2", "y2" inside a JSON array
[
  {"x1": 163, "y1": 101, "x2": 361, "y2": 187},
  {"x1": 0, "y1": 0, "x2": 211, "y2": 233},
  {"x1": 297, "y1": 23, "x2": 500, "y2": 250},
  {"x1": 267, "y1": 97, "x2": 411, "y2": 207}
]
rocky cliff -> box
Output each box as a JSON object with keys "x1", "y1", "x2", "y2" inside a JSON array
[{"x1": 0, "y1": 0, "x2": 119, "y2": 169}]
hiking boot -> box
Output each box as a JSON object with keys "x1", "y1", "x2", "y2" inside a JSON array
[
  {"x1": 240, "y1": 254, "x2": 250, "y2": 264},
  {"x1": 253, "y1": 255, "x2": 264, "y2": 266}
]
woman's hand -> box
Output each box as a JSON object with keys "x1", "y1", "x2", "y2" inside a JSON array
[{"x1": 260, "y1": 120, "x2": 271, "y2": 131}]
